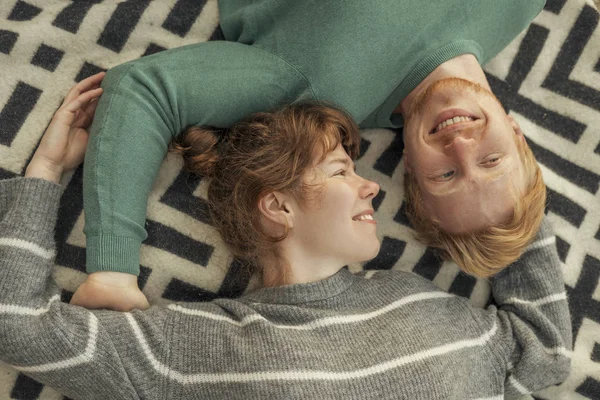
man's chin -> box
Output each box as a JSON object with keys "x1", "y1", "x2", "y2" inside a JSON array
[{"x1": 406, "y1": 77, "x2": 494, "y2": 123}]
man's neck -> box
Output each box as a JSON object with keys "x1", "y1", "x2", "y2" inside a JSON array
[{"x1": 394, "y1": 54, "x2": 491, "y2": 115}]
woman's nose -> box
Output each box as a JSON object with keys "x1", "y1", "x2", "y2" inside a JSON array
[{"x1": 361, "y1": 178, "x2": 380, "y2": 199}]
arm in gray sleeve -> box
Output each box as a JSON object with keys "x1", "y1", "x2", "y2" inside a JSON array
[
  {"x1": 472, "y1": 218, "x2": 572, "y2": 397},
  {"x1": 0, "y1": 178, "x2": 170, "y2": 399}
]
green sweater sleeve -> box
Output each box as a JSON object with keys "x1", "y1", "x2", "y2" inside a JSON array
[{"x1": 83, "y1": 41, "x2": 313, "y2": 275}]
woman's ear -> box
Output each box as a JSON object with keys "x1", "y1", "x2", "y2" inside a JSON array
[{"x1": 258, "y1": 192, "x2": 294, "y2": 229}]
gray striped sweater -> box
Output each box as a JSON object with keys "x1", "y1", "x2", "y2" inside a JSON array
[{"x1": 0, "y1": 178, "x2": 571, "y2": 399}]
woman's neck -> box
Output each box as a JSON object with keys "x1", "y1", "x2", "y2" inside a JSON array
[{"x1": 261, "y1": 250, "x2": 344, "y2": 286}]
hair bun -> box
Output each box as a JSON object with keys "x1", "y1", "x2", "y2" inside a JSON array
[{"x1": 169, "y1": 126, "x2": 221, "y2": 177}]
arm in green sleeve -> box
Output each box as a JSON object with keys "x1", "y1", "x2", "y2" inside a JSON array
[{"x1": 83, "y1": 41, "x2": 313, "y2": 275}]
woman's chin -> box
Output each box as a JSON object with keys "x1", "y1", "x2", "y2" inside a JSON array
[{"x1": 357, "y1": 242, "x2": 382, "y2": 264}]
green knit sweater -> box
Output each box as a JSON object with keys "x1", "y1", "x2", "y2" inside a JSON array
[
  {"x1": 0, "y1": 178, "x2": 571, "y2": 399},
  {"x1": 83, "y1": 0, "x2": 545, "y2": 275}
]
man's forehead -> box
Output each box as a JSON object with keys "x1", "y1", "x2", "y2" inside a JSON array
[{"x1": 429, "y1": 190, "x2": 515, "y2": 233}]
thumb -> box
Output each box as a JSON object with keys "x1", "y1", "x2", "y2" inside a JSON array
[{"x1": 65, "y1": 128, "x2": 90, "y2": 169}]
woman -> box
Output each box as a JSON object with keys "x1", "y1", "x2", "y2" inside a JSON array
[{"x1": 0, "y1": 74, "x2": 570, "y2": 399}]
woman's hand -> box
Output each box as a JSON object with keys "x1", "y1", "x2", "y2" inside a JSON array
[{"x1": 25, "y1": 72, "x2": 105, "y2": 183}]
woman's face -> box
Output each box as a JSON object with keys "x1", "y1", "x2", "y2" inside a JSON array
[{"x1": 290, "y1": 144, "x2": 381, "y2": 266}]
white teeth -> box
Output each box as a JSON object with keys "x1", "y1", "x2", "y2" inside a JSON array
[
  {"x1": 354, "y1": 214, "x2": 374, "y2": 221},
  {"x1": 434, "y1": 116, "x2": 474, "y2": 133}
]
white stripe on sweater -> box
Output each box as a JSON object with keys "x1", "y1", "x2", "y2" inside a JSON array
[
  {"x1": 545, "y1": 346, "x2": 572, "y2": 358},
  {"x1": 11, "y1": 313, "x2": 98, "y2": 373},
  {"x1": 525, "y1": 236, "x2": 555, "y2": 252},
  {"x1": 504, "y1": 292, "x2": 567, "y2": 307},
  {"x1": 125, "y1": 313, "x2": 498, "y2": 384},
  {"x1": 509, "y1": 345, "x2": 572, "y2": 364},
  {"x1": 0, "y1": 237, "x2": 55, "y2": 259},
  {"x1": 509, "y1": 346, "x2": 572, "y2": 363},
  {"x1": 168, "y1": 291, "x2": 454, "y2": 330},
  {"x1": 470, "y1": 396, "x2": 503, "y2": 400},
  {"x1": 0, "y1": 294, "x2": 60, "y2": 315},
  {"x1": 508, "y1": 375, "x2": 530, "y2": 395}
]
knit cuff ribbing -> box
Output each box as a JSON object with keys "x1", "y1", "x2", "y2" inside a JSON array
[
  {"x1": 1, "y1": 178, "x2": 63, "y2": 239},
  {"x1": 86, "y1": 235, "x2": 141, "y2": 275}
]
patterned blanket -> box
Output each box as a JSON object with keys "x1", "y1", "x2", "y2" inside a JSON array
[{"x1": 1, "y1": 0, "x2": 599, "y2": 399}]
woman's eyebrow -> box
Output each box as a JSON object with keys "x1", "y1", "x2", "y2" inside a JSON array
[{"x1": 328, "y1": 157, "x2": 355, "y2": 170}]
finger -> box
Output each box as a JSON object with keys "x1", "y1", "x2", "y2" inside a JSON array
[
  {"x1": 62, "y1": 72, "x2": 106, "y2": 107},
  {"x1": 62, "y1": 73, "x2": 104, "y2": 107},
  {"x1": 73, "y1": 96, "x2": 102, "y2": 129},
  {"x1": 64, "y1": 87, "x2": 103, "y2": 114},
  {"x1": 73, "y1": 108, "x2": 89, "y2": 129},
  {"x1": 85, "y1": 97, "x2": 100, "y2": 116},
  {"x1": 73, "y1": 99, "x2": 99, "y2": 129},
  {"x1": 74, "y1": 91, "x2": 96, "y2": 119},
  {"x1": 63, "y1": 128, "x2": 90, "y2": 170},
  {"x1": 54, "y1": 88, "x2": 103, "y2": 127}
]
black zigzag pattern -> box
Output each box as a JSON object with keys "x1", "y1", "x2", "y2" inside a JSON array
[{"x1": 542, "y1": 5, "x2": 600, "y2": 112}]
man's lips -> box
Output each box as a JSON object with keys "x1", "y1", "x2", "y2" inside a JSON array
[
  {"x1": 430, "y1": 118, "x2": 485, "y2": 139},
  {"x1": 430, "y1": 108, "x2": 481, "y2": 135}
]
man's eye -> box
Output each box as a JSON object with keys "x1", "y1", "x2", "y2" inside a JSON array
[
  {"x1": 482, "y1": 157, "x2": 501, "y2": 166},
  {"x1": 334, "y1": 170, "x2": 346, "y2": 176},
  {"x1": 438, "y1": 171, "x2": 454, "y2": 180}
]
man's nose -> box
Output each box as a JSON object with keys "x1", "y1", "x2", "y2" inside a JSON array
[
  {"x1": 444, "y1": 136, "x2": 478, "y2": 180},
  {"x1": 444, "y1": 135, "x2": 476, "y2": 159}
]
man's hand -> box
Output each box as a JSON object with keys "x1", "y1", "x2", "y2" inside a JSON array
[
  {"x1": 70, "y1": 271, "x2": 150, "y2": 312},
  {"x1": 25, "y1": 72, "x2": 105, "y2": 183}
]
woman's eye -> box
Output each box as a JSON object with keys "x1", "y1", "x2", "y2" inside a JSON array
[{"x1": 334, "y1": 170, "x2": 346, "y2": 176}]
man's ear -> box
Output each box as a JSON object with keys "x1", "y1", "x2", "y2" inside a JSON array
[
  {"x1": 507, "y1": 114, "x2": 525, "y2": 140},
  {"x1": 258, "y1": 191, "x2": 294, "y2": 229},
  {"x1": 403, "y1": 150, "x2": 413, "y2": 173}
]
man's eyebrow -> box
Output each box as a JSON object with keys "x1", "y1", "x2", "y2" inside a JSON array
[{"x1": 328, "y1": 157, "x2": 355, "y2": 169}]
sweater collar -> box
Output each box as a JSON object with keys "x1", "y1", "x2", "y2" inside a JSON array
[{"x1": 241, "y1": 267, "x2": 357, "y2": 305}]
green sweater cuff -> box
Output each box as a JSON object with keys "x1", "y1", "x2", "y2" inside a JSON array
[{"x1": 86, "y1": 235, "x2": 141, "y2": 275}]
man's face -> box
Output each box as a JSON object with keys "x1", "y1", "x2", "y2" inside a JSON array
[{"x1": 403, "y1": 78, "x2": 526, "y2": 233}]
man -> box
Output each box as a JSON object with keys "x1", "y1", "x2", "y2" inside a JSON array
[
  {"x1": 399, "y1": 55, "x2": 546, "y2": 277},
  {"x1": 73, "y1": 0, "x2": 547, "y2": 310}
]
